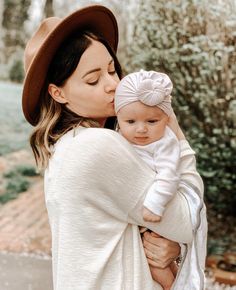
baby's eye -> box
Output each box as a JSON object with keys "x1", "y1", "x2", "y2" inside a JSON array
[
  {"x1": 148, "y1": 120, "x2": 158, "y2": 123},
  {"x1": 127, "y1": 120, "x2": 135, "y2": 124}
]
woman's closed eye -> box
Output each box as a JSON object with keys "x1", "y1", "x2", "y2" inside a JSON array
[
  {"x1": 87, "y1": 79, "x2": 99, "y2": 86},
  {"x1": 87, "y1": 70, "x2": 117, "y2": 86},
  {"x1": 108, "y1": 59, "x2": 116, "y2": 75},
  {"x1": 108, "y1": 69, "x2": 117, "y2": 75}
]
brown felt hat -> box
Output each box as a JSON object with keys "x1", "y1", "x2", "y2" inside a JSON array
[{"x1": 22, "y1": 5, "x2": 118, "y2": 126}]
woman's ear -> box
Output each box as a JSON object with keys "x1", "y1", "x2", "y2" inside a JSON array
[{"x1": 48, "y1": 83, "x2": 67, "y2": 104}]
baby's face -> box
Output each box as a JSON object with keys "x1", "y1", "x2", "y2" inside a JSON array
[{"x1": 117, "y1": 101, "x2": 169, "y2": 145}]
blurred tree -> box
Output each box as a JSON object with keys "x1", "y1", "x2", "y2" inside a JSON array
[
  {"x1": 1, "y1": 0, "x2": 31, "y2": 81},
  {"x1": 2, "y1": 0, "x2": 31, "y2": 55},
  {"x1": 9, "y1": 59, "x2": 24, "y2": 82},
  {"x1": 44, "y1": 0, "x2": 54, "y2": 18}
]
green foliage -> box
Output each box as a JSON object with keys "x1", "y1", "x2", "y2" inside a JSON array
[
  {"x1": 15, "y1": 164, "x2": 39, "y2": 176},
  {"x1": 0, "y1": 82, "x2": 31, "y2": 155},
  {"x1": 0, "y1": 175, "x2": 30, "y2": 204},
  {"x1": 9, "y1": 60, "x2": 24, "y2": 83},
  {"x1": 4, "y1": 164, "x2": 38, "y2": 178},
  {"x1": 0, "y1": 164, "x2": 37, "y2": 204},
  {"x1": 125, "y1": 0, "x2": 236, "y2": 215}
]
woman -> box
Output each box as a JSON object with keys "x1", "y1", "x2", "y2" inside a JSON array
[{"x1": 22, "y1": 5, "x2": 206, "y2": 290}]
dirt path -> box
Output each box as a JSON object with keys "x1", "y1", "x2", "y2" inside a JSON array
[{"x1": 0, "y1": 178, "x2": 51, "y2": 255}]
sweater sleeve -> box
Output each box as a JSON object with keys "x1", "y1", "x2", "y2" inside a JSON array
[
  {"x1": 178, "y1": 140, "x2": 204, "y2": 197},
  {"x1": 55, "y1": 128, "x2": 155, "y2": 221}
]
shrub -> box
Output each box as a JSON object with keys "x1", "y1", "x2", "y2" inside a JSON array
[
  {"x1": 15, "y1": 164, "x2": 38, "y2": 177},
  {"x1": 124, "y1": 0, "x2": 236, "y2": 216},
  {"x1": 5, "y1": 175, "x2": 29, "y2": 194},
  {"x1": 4, "y1": 164, "x2": 38, "y2": 178},
  {"x1": 0, "y1": 175, "x2": 30, "y2": 204},
  {"x1": 1, "y1": 164, "x2": 37, "y2": 204},
  {"x1": 9, "y1": 59, "x2": 24, "y2": 83}
]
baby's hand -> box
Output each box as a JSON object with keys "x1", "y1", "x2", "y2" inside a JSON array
[{"x1": 143, "y1": 207, "x2": 162, "y2": 222}]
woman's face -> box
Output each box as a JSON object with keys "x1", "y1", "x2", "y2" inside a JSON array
[{"x1": 59, "y1": 40, "x2": 120, "y2": 123}]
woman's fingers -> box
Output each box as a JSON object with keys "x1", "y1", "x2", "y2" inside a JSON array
[
  {"x1": 143, "y1": 236, "x2": 170, "y2": 267},
  {"x1": 145, "y1": 255, "x2": 174, "y2": 268},
  {"x1": 150, "y1": 232, "x2": 161, "y2": 238},
  {"x1": 143, "y1": 231, "x2": 167, "y2": 249},
  {"x1": 146, "y1": 257, "x2": 161, "y2": 268},
  {"x1": 144, "y1": 247, "x2": 161, "y2": 267},
  {"x1": 142, "y1": 231, "x2": 180, "y2": 268},
  {"x1": 145, "y1": 250, "x2": 175, "y2": 268}
]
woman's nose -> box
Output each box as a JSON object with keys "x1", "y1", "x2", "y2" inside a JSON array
[{"x1": 104, "y1": 73, "x2": 119, "y2": 93}]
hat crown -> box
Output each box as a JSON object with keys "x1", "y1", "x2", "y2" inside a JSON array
[{"x1": 24, "y1": 17, "x2": 61, "y2": 73}]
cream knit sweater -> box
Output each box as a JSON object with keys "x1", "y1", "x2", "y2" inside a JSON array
[{"x1": 44, "y1": 127, "x2": 203, "y2": 290}]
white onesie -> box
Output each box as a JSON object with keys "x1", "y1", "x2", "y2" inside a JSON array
[{"x1": 133, "y1": 126, "x2": 195, "y2": 216}]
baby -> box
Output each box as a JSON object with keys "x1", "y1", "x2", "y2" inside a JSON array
[
  {"x1": 115, "y1": 70, "x2": 181, "y2": 223},
  {"x1": 114, "y1": 70, "x2": 185, "y2": 290}
]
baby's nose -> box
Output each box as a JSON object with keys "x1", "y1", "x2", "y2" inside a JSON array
[{"x1": 136, "y1": 124, "x2": 147, "y2": 133}]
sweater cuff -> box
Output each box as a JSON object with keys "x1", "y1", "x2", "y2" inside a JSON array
[{"x1": 180, "y1": 140, "x2": 195, "y2": 158}]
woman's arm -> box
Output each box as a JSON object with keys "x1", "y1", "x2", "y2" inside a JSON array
[
  {"x1": 167, "y1": 112, "x2": 186, "y2": 141},
  {"x1": 71, "y1": 128, "x2": 193, "y2": 243},
  {"x1": 168, "y1": 112, "x2": 204, "y2": 194},
  {"x1": 63, "y1": 127, "x2": 194, "y2": 243}
]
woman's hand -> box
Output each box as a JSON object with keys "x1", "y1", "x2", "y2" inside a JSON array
[
  {"x1": 142, "y1": 231, "x2": 180, "y2": 269},
  {"x1": 168, "y1": 113, "x2": 186, "y2": 141}
]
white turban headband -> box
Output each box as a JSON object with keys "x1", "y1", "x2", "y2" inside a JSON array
[{"x1": 115, "y1": 70, "x2": 173, "y2": 116}]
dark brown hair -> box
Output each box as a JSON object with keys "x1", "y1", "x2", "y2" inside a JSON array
[{"x1": 30, "y1": 30, "x2": 122, "y2": 169}]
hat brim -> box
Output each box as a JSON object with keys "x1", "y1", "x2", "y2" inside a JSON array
[{"x1": 22, "y1": 5, "x2": 118, "y2": 126}]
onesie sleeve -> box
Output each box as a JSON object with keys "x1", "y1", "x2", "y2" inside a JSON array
[{"x1": 143, "y1": 130, "x2": 181, "y2": 216}]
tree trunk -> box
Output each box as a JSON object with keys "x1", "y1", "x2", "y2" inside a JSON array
[
  {"x1": 44, "y1": 0, "x2": 54, "y2": 18},
  {"x1": 2, "y1": 0, "x2": 31, "y2": 55}
]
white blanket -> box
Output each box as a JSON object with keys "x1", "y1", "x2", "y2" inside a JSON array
[{"x1": 172, "y1": 181, "x2": 207, "y2": 290}]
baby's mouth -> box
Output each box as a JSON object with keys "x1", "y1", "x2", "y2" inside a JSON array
[{"x1": 134, "y1": 136, "x2": 148, "y2": 141}]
